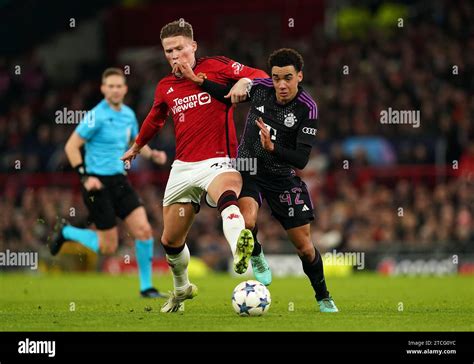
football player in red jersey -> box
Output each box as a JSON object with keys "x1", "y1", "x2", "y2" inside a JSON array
[{"x1": 121, "y1": 19, "x2": 269, "y2": 312}]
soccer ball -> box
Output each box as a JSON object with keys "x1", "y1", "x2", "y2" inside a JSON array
[{"x1": 231, "y1": 280, "x2": 271, "y2": 316}]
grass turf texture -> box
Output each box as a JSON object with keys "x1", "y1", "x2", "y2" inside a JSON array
[{"x1": 0, "y1": 273, "x2": 473, "y2": 331}]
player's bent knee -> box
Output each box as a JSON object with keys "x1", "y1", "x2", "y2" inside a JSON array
[
  {"x1": 133, "y1": 223, "x2": 153, "y2": 241},
  {"x1": 161, "y1": 234, "x2": 183, "y2": 248},
  {"x1": 221, "y1": 171, "x2": 242, "y2": 184},
  {"x1": 239, "y1": 206, "x2": 257, "y2": 230},
  {"x1": 210, "y1": 172, "x2": 242, "y2": 197},
  {"x1": 227, "y1": 179, "x2": 243, "y2": 194},
  {"x1": 241, "y1": 212, "x2": 256, "y2": 230}
]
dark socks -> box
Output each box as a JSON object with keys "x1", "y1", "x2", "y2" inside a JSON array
[
  {"x1": 162, "y1": 244, "x2": 185, "y2": 256},
  {"x1": 251, "y1": 226, "x2": 262, "y2": 256},
  {"x1": 300, "y1": 248, "x2": 329, "y2": 301},
  {"x1": 217, "y1": 190, "x2": 238, "y2": 213}
]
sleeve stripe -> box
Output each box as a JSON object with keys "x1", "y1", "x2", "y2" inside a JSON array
[
  {"x1": 298, "y1": 92, "x2": 318, "y2": 119},
  {"x1": 252, "y1": 78, "x2": 273, "y2": 87},
  {"x1": 214, "y1": 56, "x2": 231, "y2": 64},
  {"x1": 209, "y1": 58, "x2": 228, "y2": 65},
  {"x1": 203, "y1": 56, "x2": 230, "y2": 65},
  {"x1": 300, "y1": 91, "x2": 318, "y2": 119}
]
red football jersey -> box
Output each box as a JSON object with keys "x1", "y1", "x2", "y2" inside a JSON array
[{"x1": 135, "y1": 56, "x2": 268, "y2": 162}]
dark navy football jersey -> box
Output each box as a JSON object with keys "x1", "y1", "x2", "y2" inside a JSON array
[{"x1": 238, "y1": 78, "x2": 318, "y2": 176}]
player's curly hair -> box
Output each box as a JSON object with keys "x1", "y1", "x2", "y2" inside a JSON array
[
  {"x1": 160, "y1": 19, "x2": 194, "y2": 41},
  {"x1": 267, "y1": 48, "x2": 304, "y2": 72}
]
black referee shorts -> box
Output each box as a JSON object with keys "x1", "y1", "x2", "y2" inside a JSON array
[
  {"x1": 239, "y1": 172, "x2": 315, "y2": 230},
  {"x1": 81, "y1": 174, "x2": 143, "y2": 230}
]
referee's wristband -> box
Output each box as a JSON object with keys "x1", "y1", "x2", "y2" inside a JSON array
[{"x1": 74, "y1": 164, "x2": 88, "y2": 182}]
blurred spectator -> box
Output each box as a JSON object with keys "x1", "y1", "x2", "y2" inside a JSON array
[{"x1": 459, "y1": 141, "x2": 474, "y2": 178}]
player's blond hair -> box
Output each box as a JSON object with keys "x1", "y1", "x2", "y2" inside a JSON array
[{"x1": 160, "y1": 19, "x2": 193, "y2": 41}]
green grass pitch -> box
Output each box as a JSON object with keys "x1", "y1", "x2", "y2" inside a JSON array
[{"x1": 0, "y1": 273, "x2": 473, "y2": 331}]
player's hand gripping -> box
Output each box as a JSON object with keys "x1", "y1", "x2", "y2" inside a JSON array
[
  {"x1": 83, "y1": 176, "x2": 103, "y2": 192},
  {"x1": 224, "y1": 78, "x2": 251, "y2": 104},
  {"x1": 256, "y1": 117, "x2": 275, "y2": 152},
  {"x1": 174, "y1": 62, "x2": 207, "y2": 85}
]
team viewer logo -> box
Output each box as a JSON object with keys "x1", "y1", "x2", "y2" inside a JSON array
[
  {"x1": 171, "y1": 92, "x2": 212, "y2": 114},
  {"x1": 198, "y1": 92, "x2": 211, "y2": 105}
]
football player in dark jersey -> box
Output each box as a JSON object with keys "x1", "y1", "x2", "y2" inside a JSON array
[{"x1": 180, "y1": 48, "x2": 338, "y2": 312}]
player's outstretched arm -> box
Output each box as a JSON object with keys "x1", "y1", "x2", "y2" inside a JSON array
[
  {"x1": 131, "y1": 81, "x2": 169, "y2": 157},
  {"x1": 121, "y1": 142, "x2": 142, "y2": 164},
  {"x1": 193, "y1": 77, "x2": 250, "y2": 106},
  {"x1": 224, "y1": 78, "x2": 252, "y2": 104},
  {"x1": 200, "y1": 80, "x2": 234, "y2": 105},
  {"x1": 177, "y1": 60, "x2": 251, "y2": 105},
  {"x1": 176, "y1": 63, "x2": 235, "y2": 106}
]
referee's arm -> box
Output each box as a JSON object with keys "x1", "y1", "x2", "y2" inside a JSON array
[
  {"x1": 64, "y1": 132, "x2": 102, "y2": 190},
  {"x1": 64, "y1": 132, "x2": 86, "y2": 169}
]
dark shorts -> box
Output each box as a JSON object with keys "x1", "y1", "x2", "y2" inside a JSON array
[
  {"x1": 81, "y1": 174, "x2": 142, "y2": 230},
  {"x1": 240, "y1": 172, "x2": 315, "y2": 230}
]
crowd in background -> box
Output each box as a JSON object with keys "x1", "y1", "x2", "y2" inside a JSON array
[
  {"x1": 0, "y1": 1, "x2": 473, "y2": 269},
  {"x1": 1, "y1": 174, "x2": 473, "y2": 270}
]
